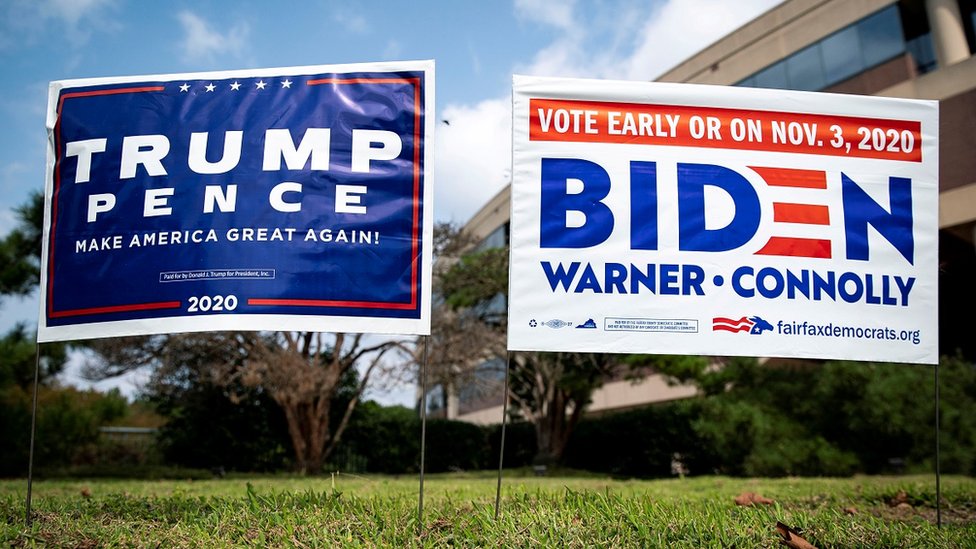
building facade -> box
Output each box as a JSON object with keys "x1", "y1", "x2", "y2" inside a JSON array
[{"x1": 444, "y1": 0, "x2": 976, "y2": 424}]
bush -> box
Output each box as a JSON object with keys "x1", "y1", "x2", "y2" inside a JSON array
[
  {"x1": 679, "y1": 356, "x2": 976, "y2": 477},
  {"x1": 334, "y1": 403, "x2": 420, "y2": 474},
  {"x1": 426, "y1": 419, "x2": 488, "y2": 472},
  {"x1": 153, "y1": 384, "x2": 290, "y2": 473},
  {"x1": 694, "y1": 398, "x2": 858, "y2": 477},
  {"x1": 332, "y1": 406, "x2": 536, "y2": 474},
  {"x1": 485, "y1": 421, "x2": 535, "y2": 470},
  {"x1": 0, "y1": 386, "x2": 128, "y2": 477},
  {"x1": 562, "y1": 400, "x2": 717, "y2": 478}
]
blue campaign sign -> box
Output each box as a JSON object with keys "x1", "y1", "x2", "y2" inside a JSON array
[{"x1": 38, "y1": 61, "x2": 434, "y2": 342}]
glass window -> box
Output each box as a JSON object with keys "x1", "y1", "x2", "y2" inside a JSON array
[
  {"x1": 736, "y1": 75, "x2": 756, "y2": 88},
  {"x1": 785, "y1": 43, "x2": 826, "y2": 90},
  {"x1": 733, "y1": 5, "x2": 911, "y2": 91},
  {"x1": 753, "y1": 61, "x2": 788, "y2": 89},
  {"x1": 477, "y1": 222, "x2": 508, "y2": 250},
  {"x1": 821, "y1": 25, "x2": 863, "y2": 84},
  {"x1": 475, "y1": 292, "x2": 507, "y2": 323},
  {"x1": 858, "y1": 5, "x2": 905, "y2": 68},
  {"x1": 907, "y1": 33, "x2": 937, "y2": 74},
  {"x1": 970, "y1": 10, "x2": 976, "y2": 54},
  {"x1": 425, "y1": 385, "x2": 445, "y2": 413}
]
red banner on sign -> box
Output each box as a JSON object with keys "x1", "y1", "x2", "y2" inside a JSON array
[{"x1": 528, "y1": 98, "x2": 922, "y2": 162}]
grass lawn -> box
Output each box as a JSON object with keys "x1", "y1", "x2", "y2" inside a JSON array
[{"x1": 2, "y1": 470, "x2": 974, "y2": 547}]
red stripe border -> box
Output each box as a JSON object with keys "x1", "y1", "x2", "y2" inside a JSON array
[{"x1": 49, "y1": 301, "x2": 183, "y2": 318}]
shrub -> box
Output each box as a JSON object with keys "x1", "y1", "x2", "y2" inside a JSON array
[
  {"x1": 426, "y1": 419, "x2": 488, "y2": 472},
  {"x1": 562, "y1": 400, "x2": 715, "y2": 478},
  {"x1": 153, "y1": 384, "x2": 290, "y2": 473},
  {"x1": 0, "y1": 386, "x2": 128, "y2": 476},
  {"x1": 335, "y1": 403, "x2": 420, "y2": 474},
  {"x1": 485, "y1": 421, "x2": 535, "y2": 470}
]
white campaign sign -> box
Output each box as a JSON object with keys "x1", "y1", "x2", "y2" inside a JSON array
[{"x1": 508, "y1": 75, "x2": 939, "y2": 364}]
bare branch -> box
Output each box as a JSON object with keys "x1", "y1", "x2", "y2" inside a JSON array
[{"x1": 323, "y1": 345, "x2": 390, "y2": 458}]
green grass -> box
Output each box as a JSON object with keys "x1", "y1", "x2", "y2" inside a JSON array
[{"x1": 2, "y1": 471, "x2": 974, "y2": 547}]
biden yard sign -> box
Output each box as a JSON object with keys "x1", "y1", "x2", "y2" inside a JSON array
[
  {"x1": 509, "y1": 75, "x2": 939, "y2": 364},
  {"x1": 38, "y1": 61, "x2": 434, "y2": 342}
]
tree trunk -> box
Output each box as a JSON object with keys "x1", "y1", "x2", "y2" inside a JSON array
[
  {"x1": 306, "y1": 398, "x2": 331, "y2": 473},
  {"x1": 281, "y1": 404, "x2": 308, "y2": 473},
  {"x1": 553, "y1": 397, "x2": 584, "y2": 461},
  {"x1": 533, "y1": 421, "x2": 554, "y2": 465},
  {"x1": 531, "y1": 387, "x2": 587, "y2": 465},
  {"x1": 241, "y1": 331, "x2": 401, "y2": 474},
  {"x1": 280, "y1": 399, "x2": 331, "y2": 474},
  {"x1": 533, "y1": 390, "x2": 564, "y2": 465}
]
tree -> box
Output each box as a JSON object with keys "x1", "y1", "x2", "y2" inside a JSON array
[
  {"x1": 0, "y1": 190, "x2": 68, "y2": 369},
  {"x1": 421, "y1": 303, "x2": 506, "y2": 415},
  {"x1": 231, "y1": 331, "x2": 404, "y2": 473},
  {"x1": 0, "y1": 323, "x2": 67, "y2": 388},
  {"x1": 0, "y1": 190, "x2": 44, "y2": 301},
  {"x1": 412, "y1": 222, "x2": 508, "y2": 417},
  {"x1": 85, "y1": 330, "x2": 406, "y2": 473},
  {"x1": 645, "y1": 355, "x2": 976, "y2": 476},
  {"x1": 0, "y1": 189, "x2": 70, "y2": 385},
  {"x1": 148, "y1": 362, "x2": 292, "y2": 473},
  {"x1": 508, "y1": 351, "x2": 616, "y2": 464},
  {"x1": 0, "y1": 384, "x2": 129, "y2": 476},
  {"x1": 435, "y1": 233, "x2": 617, "y2": 464},
  {"x1": 0, "y1": 191, "x2": 111, "y2": 475}
]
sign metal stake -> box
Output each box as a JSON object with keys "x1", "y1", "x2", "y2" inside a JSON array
[
  {"x1": 417, "y1": 335, "x2": 429, "y2": 534},
  {"x1": 25, "y1": 343, "x2": 41, "y2": 527},
  {"x1": 935, "y1": 361, "x2": 942, "y2": 528},
  {"x1": 494, "y1": 351, "x2": 511, "y2": 519}
]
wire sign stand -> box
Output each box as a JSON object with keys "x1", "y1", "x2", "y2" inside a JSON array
[
  {"x1": 494, "y1": 352, "x2": 512, "y2": 519},
  {"x1": 24, "y1": 345, "x2": 41, "y2": 527},
  {"x1": 418, "y1": 335, "x2": 429, "y2": 533}
]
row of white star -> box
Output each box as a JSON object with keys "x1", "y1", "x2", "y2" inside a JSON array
[{"x1": 177, "y1": 79, "x2": 295, "y2": 93}]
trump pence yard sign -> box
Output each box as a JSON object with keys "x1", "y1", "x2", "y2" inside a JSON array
[
  {"x1": 39, "y1": 61, "x2": 434, "y2": 342},
  {"x1": 509, "y1": 75, "x2": 938, "y2": 364}
]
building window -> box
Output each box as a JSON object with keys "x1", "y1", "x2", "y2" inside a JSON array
[
  {"x1": 786, "y1": 43, "x2": 826, "y2": 91},
  {"x1": 753, "y1": 60, "x2": 788, "y2": 89},
  {"x1": 821, "y1": 25, "x2": 863, "y2": 84},
  {"x1": 859, "y1": 6, "x2": 905, "y2": 68},
  {"x1": 906, "y1": 33, "x2": 937, "y2": 74},
  {"x1": 736, "y1": 4, "x2": 908, "y2": 91},
  {"x1": 963, "y1": 0, "x2": 976, "y2": 55},
  {"x1": 476, "y1": 222, "x2": 509, "y2": 251}
]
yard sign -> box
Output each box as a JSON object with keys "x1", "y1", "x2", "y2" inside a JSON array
[
  {"x1": 509, "y1": 75, "x2": 938, "y2": 364},
  {"x1": 39, "y1": 61, "x2": 434, "y2": 341}
]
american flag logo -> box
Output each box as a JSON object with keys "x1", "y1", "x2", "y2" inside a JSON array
[
  {"x1": 713, "y1": 316, "x2": 774, "y2": 335},
  {"x1": 712, "y1": 316, "x2": 755, "y2": 333}
]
